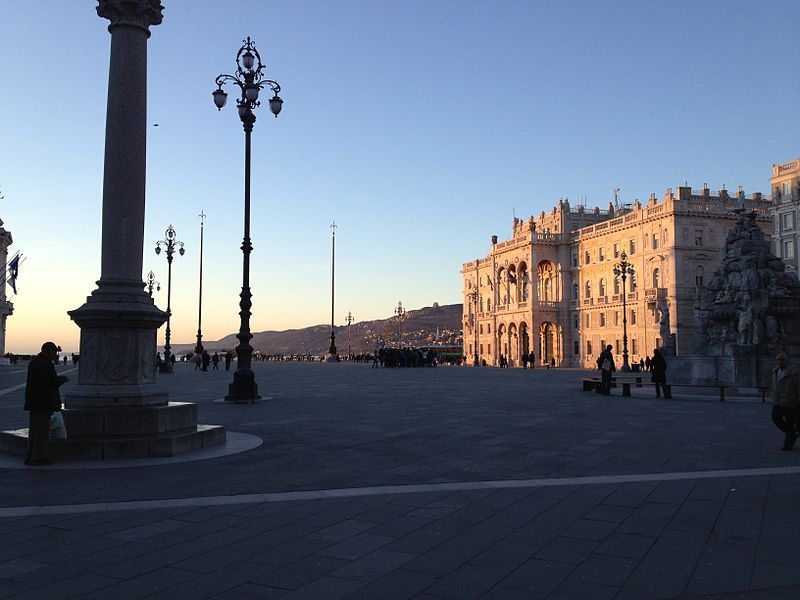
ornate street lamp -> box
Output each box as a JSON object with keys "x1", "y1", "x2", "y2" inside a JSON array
[
  {"x1": 155, "y1": 225, "x2": 185, "y2": 373},
  {"x1": 395, "y1": 300, "x2": 406, "y2": 346},
  {"x1": 326, "y1": 221, "x2": 339, "y2": 361},
  {"x1": 146, "y1": 270, "x2": 161, "y2": 297},
  {"x1": 346, "y1": 311, "x2": 354, "y2": 359},
  {"x1": 613, "y1": 251, "x2": 635, "y2": 372},
  {"x1": 195, "y1": 211, "x2": 206, "y2": 355},
  {"x1": 467, "y1": 287, "x2": 479, "y2": 367},
  {"x1": 213, "y1": 36, "x2": 282, "y2": 403}
]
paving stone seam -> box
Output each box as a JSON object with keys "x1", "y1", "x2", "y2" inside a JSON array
[{"x1": 3, "y1": 466, "x2": 800, "y2": 518}]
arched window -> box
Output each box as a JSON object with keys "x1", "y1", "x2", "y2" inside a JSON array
[
  {"x1": 572, "y1": 282, "x2": 579, "y2": 301},
  {"x1": 585, "y1": 281, "x2": 592, "y2": 298},
  {"x1": 599, "y1": 278, "x2": 606, "y2": 297},
  {"x1": 519, "y1": 266, "x2": 529, "y2": 302},
  {"x1": 652, "y1": 268, "x2": 661, "y2": 289},
  {"x1": 613, "y1": 275, "x2": 620, "y2": 295},
  {"x1": 629, "y1": 272, "x2": 637, "y2": 291}
]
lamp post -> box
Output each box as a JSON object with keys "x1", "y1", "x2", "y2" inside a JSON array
[
  {"x1": 213, "y1": 36, "x2": 282, "y2": 403},
  {"x1": 346, "y1": 311, "x2": 354, "y2": 359},
  {"x1": 326, "y1": 221, "x2": 339, "y2": 361},
  {"x1": 146, "y1": 271, "x2": 161, "y2": 297},
  {"x1": 613, "y1": 251, "x2": 635, "y2": 372},
  {"x1": 155, "y1": 225, "x2": 185, "y2": 373},
  {"x1": 395, "y1": 300, "x2": 406, "y2": 346},
  {"x1": 195, "y1": 211, "x2": 206, "y2": 355},
  {"x1": 467, "y1": 287, "x2": 479, "y2": 366}
]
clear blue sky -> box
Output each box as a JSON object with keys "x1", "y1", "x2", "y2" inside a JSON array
[{"x1": 0, "y1": 0, "x2": 797, "y2": 353}]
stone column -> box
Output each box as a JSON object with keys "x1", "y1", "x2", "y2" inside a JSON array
[
  {"x1": 0, "y1": 223, "x2": 13, "y2": 356},
  {"x1": 66, "y1": 0, "x2": 168, "y2": 408}
]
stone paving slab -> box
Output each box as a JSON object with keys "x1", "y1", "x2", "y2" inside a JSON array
[{"x1": 1, "y1": 362, "x2": 800, "y2": 598}]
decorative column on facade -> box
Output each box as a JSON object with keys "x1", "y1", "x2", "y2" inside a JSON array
[
  {"x1": 0, "y1": 221, "x2": 13, "y2": 356},
  {"x1": 491, "y1": 235, "x2": 498, "y2": 366}
]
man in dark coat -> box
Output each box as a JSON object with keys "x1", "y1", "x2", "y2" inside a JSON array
[
  {"x1": 597, "y1": 344, "x2": 616, "y2": 395},
  {"x1": 224, "y1": 351, "x2": 233, "y2": 371},
  {"x1": 771, "y1": 352, "x2": 800, "y2": 451},
  {"x1": 651, "y1": 348, "x2": 668, "y2": 398},
  {"x1": 24, "y1": 341, "x2": 69, "y2": 465}
]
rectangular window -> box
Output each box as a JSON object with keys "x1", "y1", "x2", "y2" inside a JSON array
[
  {"x1": 571, "y1": 251, "x2": 579, "y2": 267},
  {"x1": 599, "y1": 247, "x2": 605, "y2": 262},
  {"x1": 615, "y1": 339, "x2": 621, "y2": 354},
  {"x1": 587, "y1": 340, "x2": 593, "y2": 355},
  {"x1": 652, "y1": 233, "x2": 659, "y2": 249},
  {"x1": 630, "y1": 309, "x2": 637, "y2": 325},
  {"x1": 631, "y1": 339, "x2": 638, "y2": 354},
  {"x1": 487, "y1": 343, "x2": 491, "y2": 354},
  {"x1": 480, "y1": 344, "x2": 483, "y2": 354},
  {"x1": 782, "y1": 213, "x2": 795, "y2": 231},
  {"x1": 694, "y1": 229, "x2": 704, "y2": 246},
  {"x1": 584, "y1": 250, "x2": 590, "y2": 265},
  {"x1": 600, "y1": 339, "x2": 606, "y2": 350},
  {"x1": 574, "y1": 315, "x2": 579, "y2": 329},
  {"x1": 630, "y1": 239, "x2": 636, "y2": 254},
  {"x1": 488, "y1": 324, "x2": 491, "y2": 333},
  {"x1": 574, "y1": 340, "x2": 579, "y2": 355},
  {"x1": 695, "y1": 274, "x2": 704, "y2": 288},
  {"x1": 783, "y1": 239, "x2": 795, "y2": 259},
  {"x1": 479, "y1": 324, "x2": 483, "y2": 334},
  {"x1": 585, "y1": 314, "x2": 590, "y2": 327},
  {"x1": 613, "y1": 243, "x2": 619, "y2": 258},
  {"x1": 600, "y1": 313, "x2": 606, "y2": 327},
  {"x1": 614, "y1": 311, "x2": 620, "y2": 326},
  {"x1": 469, "y1": 344, "x2": 473, "y2": 355}
]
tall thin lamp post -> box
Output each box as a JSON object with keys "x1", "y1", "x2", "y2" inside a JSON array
[
  {"x1": 395, "y1": 300, "x2": 405, "y2": 346},
  {"x1": 613, "y1": 251, "x2": 635, "y2": 372},
  {"x1": 155, "y1": 225, "x2": 185, "y2": 373},
  {"x1": 468, "y1": 287, "x2": 479, "y2": 366},
  {"x1": 327, "y1": 221, "x2": 338, "y2": 361},
  {"x1": 195, "y1": 210, "x2": 206, "y2": 354},
  {"x1": 346, "y1": 311, "x2": 353, "y2": 358},
  {"x1": 213, "y1": 36, "x2": 283, "y2": 403}
]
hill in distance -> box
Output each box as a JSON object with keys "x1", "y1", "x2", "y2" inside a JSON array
[{"x1": 172, "y1": 303, "x2": 463, "y2": 357}]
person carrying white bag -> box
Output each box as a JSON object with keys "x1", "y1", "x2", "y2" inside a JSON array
[{"x1": 23, "y1": 341, "x2": 69, "y2": 465}]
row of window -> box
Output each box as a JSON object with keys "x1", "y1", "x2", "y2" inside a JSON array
[{"x1": 578, "y1": 338, "x2": 655, "y2": 356}]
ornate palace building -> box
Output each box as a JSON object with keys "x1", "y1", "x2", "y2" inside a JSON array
[
  {"x1": 770, "y1": 158, "x2": 800, "y2": 272},
  {"x1": 461, "y1": 184, "x2": 772, "y2": 368}
]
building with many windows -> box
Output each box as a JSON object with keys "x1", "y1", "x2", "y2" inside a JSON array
[
  {"x1": 461, "y1": 185, "x2": 772, "y2": 368},
  {"x1": 770, "y1": 158, "x2": 800, "y2": 272}
]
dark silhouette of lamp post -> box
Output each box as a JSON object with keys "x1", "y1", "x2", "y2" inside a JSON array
[
  {"x1": 146, "y1": 270, "x2": 160, "y2": 297},
  {"x1": 467, "y1": 287, "x2": 479, "y2": 366},
  {"x1": 395, "y1": 300, "x2": 406, "y2": 346},
  {"x1": 346, "y1": 311, "x2": 353, "y2": 358},
  {"x1": 213, "y1": 36, "x2": 282, "y2": 403},
  {"x1": 326, "y1": 221, "x2": 339, "y2": 361},
  {"x1": 155, "y1": 225, "x2": 184, "y2": 373},
  {"x1": 613, "y1": 251, "x2": 635, "y2": 372},
  {"x1": 195, "y1": 211, "x2": 206, "y2": 355}
]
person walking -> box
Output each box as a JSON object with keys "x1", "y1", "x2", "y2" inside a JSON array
[
  {"x1": 521, "y1": 352, "x2": 528, "y2": 369},
  {"x1": 201, "y1": 350, "x2": 211, "y2": 372},
  {"x1": 529, "y1": 351, "x2": 535, "y2": 369},
  {"x1": 24, "y1": 341, "x2": 69, "y2": 465},
  {"x1": 212, "y1": 352, "x2": 220, "y2": 370},
  {"x1": 224, "y1": 351, "x2": 232, "y2": 371},
  {"x1": 771, "y1": 352, "x2": 800, "y2": 451},
  {"x1": 597, "y1": 344, "x2": 616, "y2": 395},
  {"x1": 651, "y1": 348, "x2": 668, "y2": 398}
]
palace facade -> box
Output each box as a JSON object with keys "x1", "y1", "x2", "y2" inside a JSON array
[
  {"x1": 461, "y1": 184, "x2": 772, "y2": 368},
  {"x1": 770, "y1": 158, "x2": 800, "y2": 272}
]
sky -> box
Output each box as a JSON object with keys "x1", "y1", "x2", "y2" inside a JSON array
[{"x1": 0, "y1": 0, "x2": 798, "y2": 354}]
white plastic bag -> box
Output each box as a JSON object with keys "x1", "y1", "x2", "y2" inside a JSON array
[{"x1": 49, "y1": 412, "x2": 67, "y2": 440}]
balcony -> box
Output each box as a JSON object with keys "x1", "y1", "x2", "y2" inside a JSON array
[
  {"x1": 583, "y1": 298, "x2": 594, "y2": 306},
  {"x1": 644, "y1": 288, "x2": 667, "y2": 302}
]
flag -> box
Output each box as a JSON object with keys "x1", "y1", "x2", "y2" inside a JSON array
[
  {"x1": 508, "y1": 272, "x2": 517, "y2": 284},
  {"x1": 7, "y1": 254, "x2": 19, "y2": 294}
]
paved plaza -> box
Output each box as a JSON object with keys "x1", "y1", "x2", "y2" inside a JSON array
[{"x1": 1, "y1": 361, "x2": 800, "y2": 599}]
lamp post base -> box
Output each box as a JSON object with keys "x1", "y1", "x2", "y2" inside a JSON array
[
  {"x1": 325, "y1": 353, "x2": 340, "y2": 363},
  {"x1": 225, "y1": 369, "x2": 260, "y2": 404}
]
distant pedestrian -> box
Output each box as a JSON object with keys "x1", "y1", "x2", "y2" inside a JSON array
[
  {"x1": 645, "y1": 356, "x2": 652, "y2": 372},
  {"x1": 551, "y1": 357, "x2": 556, "y2": 369},
  {"x1": 224, "y1": 351, "x2": 232, "y2": 371},
  {"x1": 201, "y1": 350, "x2": 211, "y2": 372},
  {"x1": 521, "y1": 352, "x2": 528, "y2": 369},
  {"x1": 771, "y1": 352, "x2": 799, "y2": 451},
  {"x1": 639, "y1": 358, "x2": 645, "y2": 371},
  {"x1": 651, "y1": 348, "x2": 668, "y2": 398},
  {"x1": 24, "y1": 342, "x2": 69, "y2": 466},
  {"x1": 212, "y1": 352, "x2": 220, "y2": 370},
  {"x1": 596, "y1": 344, "x2": 616, "y2": 395},
  {"x1": 192, "y1": 353, "x2": 202, "y2": 371},
  {"x1": 529, "y1": 352, "x2": 535, "y2": 369}
]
